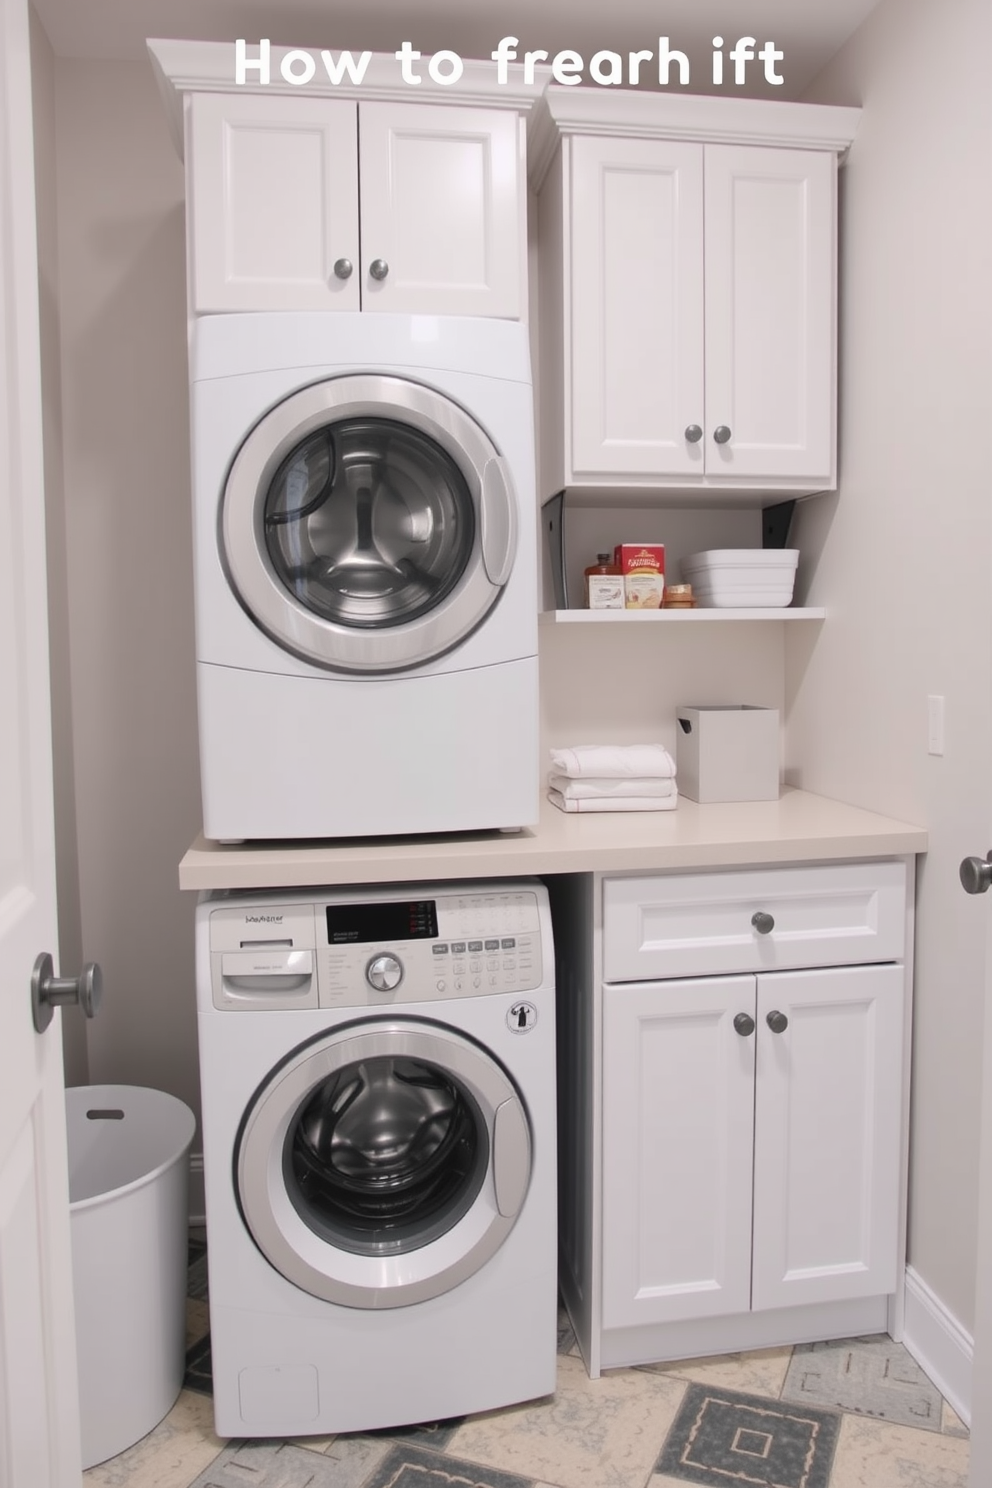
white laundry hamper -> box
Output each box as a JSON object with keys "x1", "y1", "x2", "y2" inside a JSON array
[{"x1": 66, "y1": 1084, "x2": 196, "y2": 1468}]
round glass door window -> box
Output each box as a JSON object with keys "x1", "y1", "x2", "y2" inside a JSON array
[
  {"x1": 236, "y1": 1021, "x2": 532, "y2": 1308},
  {"x1": 222, "y1": 375, "x2": 517, "y2": 674},
  {"x1": 264, "y1": 420, "x2": 475, "y2": 631},
  {"x1": 285, "y1": 1053, "x2": 487, "y2": 1256}
]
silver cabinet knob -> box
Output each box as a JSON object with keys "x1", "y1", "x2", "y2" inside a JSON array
[
  {"x1": 766, "y1": 1009, "x2": 789, "y2": 1034},
  {"x1": 333, "y1": 258, "x2": 353, "y2": 280},
  {"x1": 368, "y1": 259, "x2": 390, "y2": 281},
  {"x1": 733, "y1": 1012, "x2": 755, "y2": 1037},
  {"x1": 31, "y1": 952, "x2": 103, "y2": 1034},
  {"x1": 684, "y1": 424, "x2": 703, "y2": 443},
  {"x1": 751, "y1": 911, "x2": 775, "y2": 935},
  {"x1": 713, "y1": 425, "x2": 732, "y2": 444},
  {"x1": 960, "y1": 852, "x2": 992, "y2": 894},
  {"x1": 367, "y1": 953, "x2": 402, "y2": 991}
]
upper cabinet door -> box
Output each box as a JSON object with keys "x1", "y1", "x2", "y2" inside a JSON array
[
  {"x1": 569, "y1": 136, "x2": 704, "y2": 480},
  {"x1": 704, "y1": 145, "x2": 835, "y2": 482},
  {"x1": 358, "y1": 102, "x2": 523, "y2": 318},
  {"x1": 189, "y1": 93, "x2": 360, "y2": 313}
]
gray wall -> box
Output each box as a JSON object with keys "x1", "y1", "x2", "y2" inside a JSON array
[
  {"x1": 44, "y1": 55, "x2": 203, "y2": 1125},
  {"x1": 790, "y1": 0, "x2": 992, "y2": 1335}
]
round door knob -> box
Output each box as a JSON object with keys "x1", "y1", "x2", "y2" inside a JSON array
[
  {"x1": 713, "y1": 425, "x2": 732, "y2": 444},
  {"x1": 333, "y1": 258, "x2": 353, "y2": 280},
  {"x1": 368, "y1": 258, "x2": 390, "y2": 281},
  {"x1": 31, "y1": 952, "x2": 103, "y2": 1034},
  {"x1": 960, "y1": 853, "x2": 992, "y2": 894},
  {"x1": 684, "y1": 424, "x2": 703, "y2": 443},
  {"x1": 751, "y1": 911, "x2": 775, "y2": 935},
  {"x1": 766, "y1": 1009, "x2": 789, "y2": 1034},
  {"x1": 367, "y1": 953, "x2": 402, "y2": 992},
  {"x1": 733, "y1": 1012, "x2": 756, "y2": 1037}
]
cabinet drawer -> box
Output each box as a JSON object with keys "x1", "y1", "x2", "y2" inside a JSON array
[{"x1": 602, "y1": 861, "x2": 907, "y2": 982}]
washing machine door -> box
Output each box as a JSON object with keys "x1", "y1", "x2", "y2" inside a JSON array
[
  {"x1": 236, "y1": 1019, "x2": 532, "y2": 1308},
  {"x1": 221, "y1": 375, "x2": 517, "y2": 673}
]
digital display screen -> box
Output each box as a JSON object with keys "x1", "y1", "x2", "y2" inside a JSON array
[{"x1": 326, "y1": 900, "x2": 439, "y2": 944}]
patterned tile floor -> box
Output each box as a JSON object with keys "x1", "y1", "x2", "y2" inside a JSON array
[{"x1": 81, "y1": 1237, "x2": 971, "y2": 1488}]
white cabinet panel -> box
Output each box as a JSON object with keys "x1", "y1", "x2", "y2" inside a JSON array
[
  {"x1": 358, "y1": 103, "x2": 522, "y2": 318},
  {"x1": 189, "y1": 93, "x2": 360, "y2": 312},
  {"x1": 188, "y1": 95, "x2": 524, "y2": 318},
  {"x1": 603, "y1": 861, "x2": 908, "y2": 983},
  {"x1": 752, "y1": 964, "x2": 904, "y2": 1310},
  {"x1": 569, "y1": 137, "x2": 703, "y2": 478},
  {"x1": 601, "y1": 976, "x2": 755, "y2": 1328},
  {"x1": 704, "y1": 147, "x2": 834, "y2": 480}
]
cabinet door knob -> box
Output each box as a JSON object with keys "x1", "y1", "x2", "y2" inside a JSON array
[
  {"x1": 751, "y1": 911, "x2": 775, "y2": 935},
  {"x1": 960, "y1": 852, "x2": 992, "y2": 894},
  {"x1": 369, "y1": 258, "x2": 390, "y2": 281},
  {"x1": 766, "y1": 1009, "x2": 789, "y2": 1034},
  {"x1": 713, "y1": 425, "x2": 732, "y2": 444},
  {"x1": 733, "y1": 1012, "x2": 756, "y2": 1037},
  {"x1": 684, "y1": 424, "x2": 703, "y2": 443},
  {"x1": 333, "y1": 258, "x2": 353, "y2": 280}
]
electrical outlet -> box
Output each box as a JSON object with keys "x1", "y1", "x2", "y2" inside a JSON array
[{"x1": 927, "y1": 695, "x2": 945, "y2": 756}]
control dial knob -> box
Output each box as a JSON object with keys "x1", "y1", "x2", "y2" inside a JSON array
[{"x1": 367, "y1": 953, "x2": 402, "y2": 992}]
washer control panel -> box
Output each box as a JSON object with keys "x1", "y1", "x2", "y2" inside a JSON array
[{"x1": 208, "y1": 885, "x2": 546, "y2": 1010}]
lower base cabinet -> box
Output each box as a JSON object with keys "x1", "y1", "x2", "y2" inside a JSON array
[{"x1": 549, "y1": 861, "x2": 912, "y2": 1377}]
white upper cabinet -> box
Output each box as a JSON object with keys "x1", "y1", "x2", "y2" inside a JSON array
[
  {"x1": 532, "y1": 89, "x2": 859, "y2": 500},
  {"x1": 188, "y1": 94, "x2": 525, "y2": 317},
  {"x1": 147, "y1": 42, "x2": 540, "y2": 321}
]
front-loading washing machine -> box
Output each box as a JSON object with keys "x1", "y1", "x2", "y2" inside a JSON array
[
  {"x1": 194, "y1": 879, "x2": 557, "y2": 1437},
  {"x1": 190, "y1": 312, "x2": 539, "y2": 842}
]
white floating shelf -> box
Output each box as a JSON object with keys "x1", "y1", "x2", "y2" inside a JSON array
[{"x1": 540, "y1": 607, "x2": 826, "y2": 624}]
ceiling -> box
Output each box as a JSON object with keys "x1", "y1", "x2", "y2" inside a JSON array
[{"x1": 32, "y1": 0, "x2": 883, "y2": 99}]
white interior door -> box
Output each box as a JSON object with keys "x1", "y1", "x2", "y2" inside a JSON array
[{"x1": 0, "y1": 0, "x2": 81, "y2": 1481}]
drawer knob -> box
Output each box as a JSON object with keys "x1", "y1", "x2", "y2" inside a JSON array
[
  {"x1": 713, "y1": 425, "x2": 732, "y2": 445},
  {"x1": 369, "y1": 258, "x2": 390, "y2": 281},
  {"x1": 733, "y1": 1012, "x2": 755, "y2": 1037},
  {"x1": 684, "y1": 424, "x2": 703, "y2": 443},
  {"x1": 333, "y1": 257, "x2": 353, "y2": 280},
  {"x1": 960, "y1": 852, "x2": 992, "y2": 894},
  {"x1": 751, "y1": 911, "x2": 775, "y2": 935},
  {"x1": 766, "y1": 1009, "x2": 789, "y2": 1034}
]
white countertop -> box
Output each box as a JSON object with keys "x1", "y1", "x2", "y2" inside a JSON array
[{"x1": 178, "y1": 788, "x2": 927, "y2": 891}]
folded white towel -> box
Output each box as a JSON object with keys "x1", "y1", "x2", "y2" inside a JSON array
[
  {"x1": 549, "y1": 744, "x2": 676, "y2": 780},
  {"x1": 548, "y1": 773, "x2": 677, "y2": 801},
  {"x1": 548, "y1": 789, "x2": 679, "y2": 814}
]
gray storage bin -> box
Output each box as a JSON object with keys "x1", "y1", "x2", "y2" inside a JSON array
[{"x1": 66, "y1": 1084, "x2": 196, "y2": 1468}]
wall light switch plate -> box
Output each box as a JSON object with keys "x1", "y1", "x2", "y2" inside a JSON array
[{"x1": 927, "y1": 695, "x2": 945, "y2": 756}]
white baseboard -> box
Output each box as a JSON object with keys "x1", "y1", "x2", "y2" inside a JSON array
[
  {"x1": 902, "y1": 1265, "x2": 973, "y2": 1426},
  {"x1": 188, "y1": 1150, "x2": 206, "y2": 1229}
]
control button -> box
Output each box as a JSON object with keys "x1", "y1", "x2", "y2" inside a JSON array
[
  {"x1": 485, "y1": 939, "x2": 500, "y2": 951},
  {"x1": 503, "y1": 958, "x2": 516, "y2": 970},
  {"x1": 453, "y1": 960, "x2": 467, "y2": 975},
  {"x1": 454, "y1": 979, "x2": 464, "y2": 992},
  {"x1": 470, "y1": 959, "x2": 482, "y2": 973},
  {"x1": 436, "y1": 980, "x2": 446, "y2": 993},
  {"x1": 432, "y1": 944, "x2": 449, "y2": 956},
  {"x1": 489, "y1": 975, "x2": 500, "y2": 986},
  {"x1": 451, "y1": 942, "x2": 467, "y2": 954},
  {"x1": 487, "y1": 958, "x2": 499, "y2": 971},
  {"x1": 367, "y1": 954, "x2": 402, "y2": 992},
  {"x1": 501, "y1": 938, "x2": 516, "y2": 949},
  {"x1": 468, "y1": 940, "x2": 483, "y2": 952},
  {"x1": 473, "y1": 976, "x2": 481, "y2": 988}
]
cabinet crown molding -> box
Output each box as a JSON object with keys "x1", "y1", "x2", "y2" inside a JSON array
[
  {"x1": 528, "y1": 86, "x2": 861, "y2": 187},
  {"x1": 147, "y1": 38, "x2": 550, "y2": 159}
]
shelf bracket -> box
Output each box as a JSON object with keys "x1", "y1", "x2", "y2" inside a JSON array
[
  {"x1": 544, "y1": 490, "x2": 568, "y2": 608},
  {"x1": 762, "y1": 499, "x2": 796, "y2": 549}
]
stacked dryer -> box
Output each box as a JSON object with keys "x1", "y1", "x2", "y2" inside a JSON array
[{"x1": 189, "y1": 311, "x2": 540, "y2": 842}]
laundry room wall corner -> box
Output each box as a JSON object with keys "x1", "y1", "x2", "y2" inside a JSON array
[{"x1": 50, "y1": 54, "x2": 204, "y2": 1130}]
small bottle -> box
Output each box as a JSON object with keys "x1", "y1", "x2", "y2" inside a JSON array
[{"x1": 584, "y1": 552, "x2": 623, "y2": 610}]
